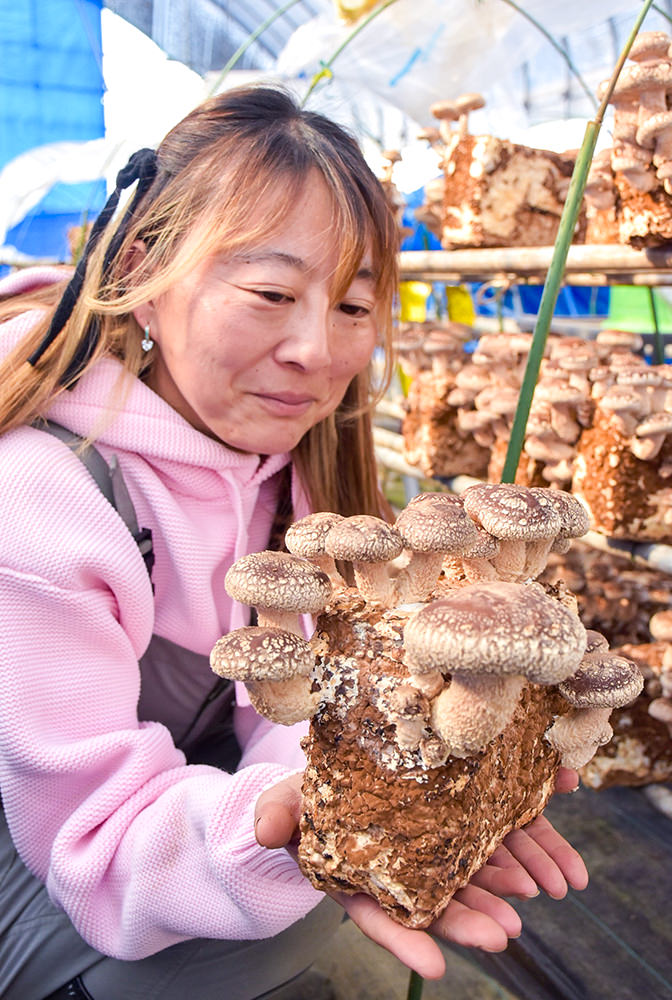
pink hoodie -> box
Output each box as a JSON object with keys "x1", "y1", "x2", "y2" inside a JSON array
[{"x1": 0, "y1": 269, "x2": 324, "y2": 959}]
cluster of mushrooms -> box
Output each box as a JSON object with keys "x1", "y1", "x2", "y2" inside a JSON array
[
  {"x1": 541, "y1": 541, "x2": 672, "y2": 649},
  {"x1": 415, "y1": 90, "x2": 576, "y2": 249},
  {"x1": 399, "y1": 320, "x2": 672, "y2": 538},
  {"x1": 584, "y1": 30, "x2": 672, "y2": 244},
  {"x1": 211, "y1": 484, "x2": 643, "y2": 770}
]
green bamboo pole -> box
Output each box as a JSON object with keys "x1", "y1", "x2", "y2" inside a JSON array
[
  {"x1": 302, "y1": 0, "x2": 400, "y2": 105},
  {"x1": 648, "y1": 287, "x2": 666, "y2": 364},
  {"x1": 406, "y1": 969, "x2": 424, "y2": 1000},
  {"x1": 501, "y1": 0, "x2": 656, "y2": 483},
  {"x1": 207, "y1": 0, "x2": 304, "y2": 95}
]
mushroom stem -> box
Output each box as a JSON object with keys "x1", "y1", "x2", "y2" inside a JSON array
[
  {"x1": 522, "y1": 537, "x2": 557, "y2": 580},
  {"x1": 430, "y1": 673, "x2": 526, "y2": 758},
  {"x1": 352, "y1": 561, "x2": 397, "y2": 606},
  {"x1": 545, "y1": 707, "x2": 613, "y2": 769},
  {"x1": 491, "y1": 539, "x2": 527, "y2": 581},
  {"x1": 460, "y1": 554, "x2": 499, "y2": 582},
  {"x1": 246, "y1": 675, "x2": 319, "y2": 725},
  {"x1": 394, "y1": 551, "x2": 446, "y2": 603},
  {"x1": 256, "y1": 608, "x2": 305, "y2": 636}
]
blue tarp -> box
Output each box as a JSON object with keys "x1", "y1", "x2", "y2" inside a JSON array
[{"x1": 0, "y1": 0, "x2": 106, "y2": 263}]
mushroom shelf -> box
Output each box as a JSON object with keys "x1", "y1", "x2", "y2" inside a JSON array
[{"x1": 211, "y1": 486, "x2": 642, "y2": 929}]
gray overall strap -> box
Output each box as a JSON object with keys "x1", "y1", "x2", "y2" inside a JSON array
[{"x1": 35, "y1": 420, "x2": 154, "y2": 579}]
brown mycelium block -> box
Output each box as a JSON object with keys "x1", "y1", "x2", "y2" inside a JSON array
[
  {"x1": 298, "y1": 588, "x2": 568, "y2": 929},
  {"x1": 613, "y1": 176, "x2": 672, "y2": 247},
  {"x1": 439, "y1": 133, "x2": 583, "y2": 249},
  {"x1": 572, "y1": 410, "x2": 672, "y2": 543}
]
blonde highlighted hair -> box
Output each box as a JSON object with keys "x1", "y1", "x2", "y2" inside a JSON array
[{"x1": 0, "y1": 84, "x2": 399, "y2": 520}]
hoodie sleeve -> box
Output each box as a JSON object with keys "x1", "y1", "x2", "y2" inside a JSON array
[{"x1": 0, "y1": 426, "x2": 322, "y2": 960}]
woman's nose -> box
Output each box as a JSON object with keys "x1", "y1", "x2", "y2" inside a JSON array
[{"x1": 275, "y1": 308, "x2": 333, "y2": 371}]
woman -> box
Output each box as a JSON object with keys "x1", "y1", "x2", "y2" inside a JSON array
[{"x1": 0, "y1": 84, "x2": 587, "y2": 1000}]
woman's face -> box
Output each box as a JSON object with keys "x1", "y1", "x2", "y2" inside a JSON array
[{"x1": 136, "y1": 173, "x2": 379, "y2": 455}]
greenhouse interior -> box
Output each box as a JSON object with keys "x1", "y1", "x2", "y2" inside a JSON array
[{"x1": 2, "y1": 2, "x2": 672, "y2": 999}]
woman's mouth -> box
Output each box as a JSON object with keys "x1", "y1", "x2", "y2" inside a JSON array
[{"x1": 254, "y1": 392, "x2": 316, "y2": 416}]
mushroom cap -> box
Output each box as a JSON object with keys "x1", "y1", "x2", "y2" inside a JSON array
[
  {"x1": 635, "y1": 412, "x2": 672, "y2": 436},
  {"x1": 454, "y1": 92, "x2": 485, "y2": 114},
  {"x1": 599, "y1": 385, "x2": 648, "y2": 414},
  {"x1": 462, "y1": 483, "x2": 562, "y2": 541},
  {"x1": 210, "y1": 625, "x2": 315, "y2": 681},
  {"x1": 323, "y1": 514, "x2": 404, "y2": 563},
  {"x1": 558, "y1": 653, "x2": 643, "y2": 709},
  {"x1": 225, "y1": 550, "x2": 332, "y2": 613},
  {"x1": 616, "y1": 367, "x2": 663, "y2": 388},
  {"x1": 584, "y1": 629, "x2": 610, "y2": 655},
  {"x1": 404, "y1": 580, "x2": 587, "y2": 685},
  {"x1": 596, "y1": 329, "x2": 644, "y2": 351},
  {"x1": 462, "y1": 525, "x2": 500, "y2": 559},
  {"x1": 395, "y1": 493, "x2": 479, "y2": 554},
  {"x1": 629, "y1": 30, "x2": 672, "y2": 62},
  {"x1": 636, "y1": 110, "x2": 672, "y2": 148},
  {"x1": 530, "y1": 488, "x2": 590, "y2": 540},
  {"x1": 610, "y1": 62, "x2": 672, "y2": 100},
  {"x1": 430, "y1": 99, "x2": 461, "y2": 121},
  {"x1": 650, "y1": 609, "x2": 672, "y2": 641},
  {"x1": 534, "y1": 380, "x2": 585, "y2": 406},
  {"x1": 285, "y1": 512, "x2": 345, "y2": 558}
]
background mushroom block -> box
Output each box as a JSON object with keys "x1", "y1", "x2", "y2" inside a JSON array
[{"x1": 213, "y1": 488, "x2": 642, "y2": 929}]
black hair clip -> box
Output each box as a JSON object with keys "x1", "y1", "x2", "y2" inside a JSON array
[{"x1": 28, "y1": 147, "x2": 158, "y2": 387}]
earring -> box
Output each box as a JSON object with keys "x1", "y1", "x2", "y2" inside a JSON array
[{"x1": 141, "y1": 323, "x2": 154, "y2": 353}]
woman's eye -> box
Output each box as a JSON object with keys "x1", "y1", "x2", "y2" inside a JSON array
[
  {"x1": 339, "y1": 302, "x2": 371, "y2": 317},
  {"x1": 256, "y1": 290, "x2": 292, "y2": 304}
]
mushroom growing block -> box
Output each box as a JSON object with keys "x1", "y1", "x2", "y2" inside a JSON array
[
  {"x1": 572, "y1": 363, "x2": 672, "y2": 543},
  {"x1": 293, "y1": 575, "x2": 590, "y2": 928},
  {"x1": 210, "y1": 496, "x2": 618, "y2": 929}
]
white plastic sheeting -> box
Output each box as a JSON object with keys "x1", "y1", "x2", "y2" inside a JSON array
[{"x1": 277, "y1": 1, "x2": 672, "y2": 142}]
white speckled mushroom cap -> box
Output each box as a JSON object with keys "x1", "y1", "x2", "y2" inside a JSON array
[
  {"x1": 530, "y1": 488, "x2": 590, "y2": 540},
  {"x1": 462, "y1": 483, "x2": 562, "y2": 541},
  {"x1": 404, "y1": 580, "x2": 587, "y2": 685},
  {"x1": 324, "y1": 514, "x2": 404, "y2": 564},
  {"x1": 285, "y1": 512, "x2": 345, "y2": 558},
  {"x1": 395, "y1": 494, "x2": 479, "y2": 554},
  {"x1": 210, "y1": 625, "x2": 315, "y2": 681},
  {"x1": 225, "y1": 550, "x2": 332, "y2": 613},
  {"x1": 558, "y1": 653, "x2": 643, "y2": 709}
]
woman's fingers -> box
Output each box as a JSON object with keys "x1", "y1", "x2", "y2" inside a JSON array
[
  {"x1": 522, "y1": 815, "x2": 589, "y2": 890},
  {"x1": 448, "y1": 885, "x2": 522, "y2": 939},
  {"x1": 431, "y1": 890, "x2": 516, "y2": 952},
  {"x1": 470, "y1": 854, "x2": 539, "y2": 899},
  {"x1": 335, "y1": 881, "x2": 525, "y2": 980},
  {"x1": 332, "y1": 891, "x2": 447, "y2": 980},
  {"x1": 555, "y1": 766, "x2": 580, "y2": 794},
  {"x1": 254, "y1": 774, "x2": 303, "y2": 848},
  {"x1": 502, "y1": 815, "x2": 588, "y2": 898}
]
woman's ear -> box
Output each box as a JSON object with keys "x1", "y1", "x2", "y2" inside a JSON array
[
  {"x1": 126, "y1": 239, "x2": 147, "y2": 275},
  {"x1": 127, "y1": 240, "x2": 154, "y2": 332}
]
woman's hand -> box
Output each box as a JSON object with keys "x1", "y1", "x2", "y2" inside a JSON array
[{"x1": 254, "y1": 771, "x2": 588, "y2": 981}]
